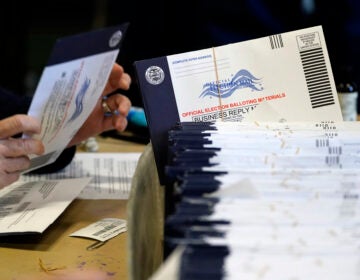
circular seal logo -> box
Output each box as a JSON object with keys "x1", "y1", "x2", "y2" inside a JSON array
[
  {"x1": 109, "y1": 30, "x2": 123, "y2": 48},
  {"x1": 145, "y1": 66, "x2": 165, "y2": 85}
]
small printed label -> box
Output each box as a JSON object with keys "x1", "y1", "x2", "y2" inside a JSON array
[
  {"x1": 70, "y1": 218, "x2": 127, "y2": 242},
  {"x1": 296, "y1": 32, "x2": 321, "y2": 51}
]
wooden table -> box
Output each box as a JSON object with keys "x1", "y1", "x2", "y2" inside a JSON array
[
  {"x1": 87, "y1": 135, "x2": 147, "y2": 154},
  {"x1": 0, "y1": 135, "x2": 146, "y2": 280}
]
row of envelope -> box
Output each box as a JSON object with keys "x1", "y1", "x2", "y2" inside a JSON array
[{"x1": 163, "y1": 120, "x2": 360, "y2": 280}]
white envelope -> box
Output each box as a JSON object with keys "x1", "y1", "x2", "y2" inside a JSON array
[{"x1": 167, "y1": 25, "x2": 342, "y2": 122}]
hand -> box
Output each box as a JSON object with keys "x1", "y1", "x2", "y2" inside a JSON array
[
  {"x1": 67, "y1": 63, "x2": 132, "y2": 147},
  {"x1": 0, "y1": 115, "x2": 44, "y2": 188}
]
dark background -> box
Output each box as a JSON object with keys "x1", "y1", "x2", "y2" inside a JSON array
[{"x1": 1, "y1": 0, "x2": 360, "y2": 109}]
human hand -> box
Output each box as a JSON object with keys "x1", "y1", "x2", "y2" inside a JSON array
[
  {"x1": 0, "y1": 115, "x2": 44, "y2": 188},
  {"x1": 68, "y1": 63, "x2": 132, "y2": 147}
]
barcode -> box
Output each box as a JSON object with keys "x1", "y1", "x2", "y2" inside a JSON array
[
  {"x1": 0, "y1": 182, "x2": 35, "y2": 207},
  {"x1": 328, "y1": 146, "x2": 342, "y2": 155},
  {"x1": 300, "y1": 48, "x2": 335, "y2": 108},
  {"x1": 0, "y1": 202, "x2": 31, "y2": 219},
  {"x1": 28, "y1": 152, "x2": 57, "y2": 170},
  {"x1": 315, "y1": 138, "x2": 329, "y2": 147},
  {"x1": 0, "y1": 195, "x2": 23, "y2": 206},
  {"x1": 93, "y1": 224, "x2": 117, "y2": 236},
  {"x1": 269, "y1": 34, "x2": 284, "y2": 49},
  {"x1": 15, "y1": 202, "x2": 31, "y2": 212},
  {"x1": 325, "y1": 155, "x2": 340, "y2": 166},
  {"x1": 0, "y1": 182, "x2": 35, "y2": 218}
]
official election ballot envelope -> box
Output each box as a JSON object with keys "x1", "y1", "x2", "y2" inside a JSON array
[
  {"x1": 23, "y1": 23, "x2": 129, "y2": 172},
  {"x1": 134, "y1": 25, "x2": 343, "y2": 184}
]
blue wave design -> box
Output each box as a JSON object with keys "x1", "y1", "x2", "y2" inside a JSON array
[
  {"x1": 199, "y1": 69, "x2": 263, "y2": 98},
  {"x1": 68, "y1": 77, "x2": 91, "y2": 123}
]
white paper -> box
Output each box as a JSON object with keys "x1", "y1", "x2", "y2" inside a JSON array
[
  {"x1": 166, "y1": 26, "x2": 342, "y2": 123},
  {"x1": 224, "y1": 252, "x2": 360, "y2": 280},
  {"x1": 194, "y1": 121, "x2": 360, "y2": 172},
  {"x1": 165, "y1": 120, "x2": 360, "y2": 279},
  {"x1": 21, "y1": 152, "x2": 141, "y2": 199},
  {"x1": 70, "y1": 218, "x2": 127, "y2": 242},
  {"x1": 0, "y1": 177, "x2": 91, "y2": 234},
  {"x1": 24, "y1": 51, "x2": 119, "y2": 172}
]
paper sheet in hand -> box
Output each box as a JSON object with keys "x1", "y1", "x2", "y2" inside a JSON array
[
  {"x1": 24, "y1": 23, "x2": 128, "y2": 172},
  {"x1": 134, "y1": 25, "x2": 343, "y2": 183}
]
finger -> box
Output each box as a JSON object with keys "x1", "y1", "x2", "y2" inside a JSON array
[
  {"x1": 0, "y1": 156, "x2": 31, "y2": 173},
  {"x1": 105, "y1": 94, "x2": 132, "y2": 117},
  {"x1": 98, "y1": 102, "x2": 128, "y2": 132},
  {"x1": 0, "y1": 115, "x2": 41, "y2": 139},
  {"x1": 99, "y1": 96, "x2": 130, "y2": 132},
  {"x1": 103, "y1": 64, "x2": 131, "y2": 94},
  {"x1": 0, "y1": 156, "x2": 29, "y2": 188},
  {"x1": 0, "y1": 171, "x2": 21, "y2": 189},
  {"x1": 113, "y1": 115, "x2": 128, "y2": 132},
  {"x1": 0, "y1": 138, "x2": 45, "y2": 157},
  {"x1": 119, "y1": 72, "x2": 131, "y2": 90}
]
